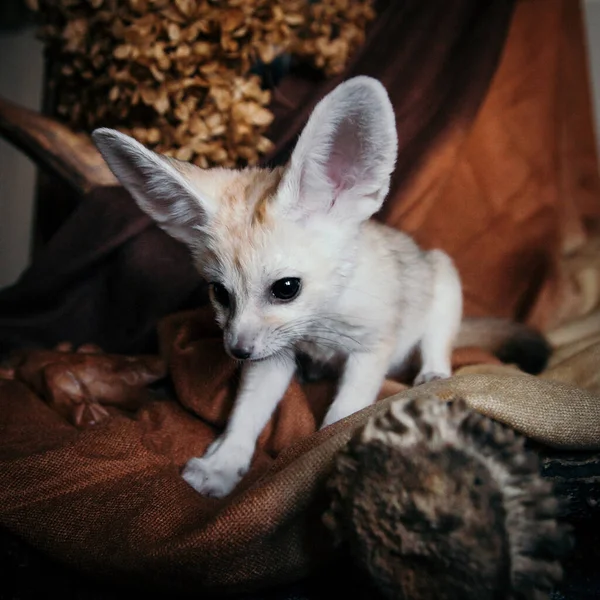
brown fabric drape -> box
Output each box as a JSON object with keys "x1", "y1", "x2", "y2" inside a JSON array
[
  {"x1": 1, "y1": 0, "x2": 600, "y2": 596},
  {"x1": 0, "y1": 0, "x2": 520, "y2": 355}
]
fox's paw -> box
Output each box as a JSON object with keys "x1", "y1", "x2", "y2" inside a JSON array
[
  {"x1": 182, "y1": 443, "x2": 250, "y2": 498},
  {"x1": 413, "y1": 371, "x2": 449, "y2": 387}
]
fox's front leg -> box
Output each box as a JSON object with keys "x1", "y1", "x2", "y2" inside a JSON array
[
  {"x1": 321, "y1": 342, "x2": 395, "y2": 429},
  {"x1": 182, "y1": 355, "x2": 295, "y2": 498}
]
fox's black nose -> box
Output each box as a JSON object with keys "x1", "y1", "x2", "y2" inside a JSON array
[{"x1": 230, "y1": 346, "x2": 252, "y2": 360}]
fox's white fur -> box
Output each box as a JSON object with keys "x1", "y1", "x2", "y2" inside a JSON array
[{"x1": 93, "y1": 77, "x2": 469, "y2": 498}]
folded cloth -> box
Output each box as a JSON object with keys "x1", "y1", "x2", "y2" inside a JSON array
[{"x1": 0, "y1": 305, "x2": 599, "y2": 595}]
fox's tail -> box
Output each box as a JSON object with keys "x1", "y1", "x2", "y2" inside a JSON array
[{"x1": 455, "y1": 318, "x2": 552, "y2": 375}]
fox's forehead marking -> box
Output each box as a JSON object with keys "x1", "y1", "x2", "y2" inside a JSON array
[
  {"x1": 209, "y1": 167, "x2": 283, "y2": 224},
  {"x1": 198, "y1": 166, "x2": 286, "y2": 287},
  {"x1": 248, "y1": 173, "x2": 282, "y2": 227}
]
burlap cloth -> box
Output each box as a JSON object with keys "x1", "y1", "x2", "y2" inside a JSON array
[{"x1": 1, "y1": 0, "x2": 600, "y2": 595}]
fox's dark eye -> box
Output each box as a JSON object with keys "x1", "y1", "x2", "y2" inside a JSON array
[
  {"x1": 209, "y1": 282, "x2": 230, "y2": 308},
  {"x1": 271, "y1": 278, "x2": 301, "y2": 302}
]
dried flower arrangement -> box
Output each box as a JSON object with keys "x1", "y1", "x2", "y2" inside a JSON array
[{"x1": 27, "y1": 0, "x2": 375, "y2": 168}]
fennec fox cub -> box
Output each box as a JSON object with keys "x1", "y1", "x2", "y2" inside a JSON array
[{"x1": 93, "y1": 76, "x2": 549, "y2": 498}]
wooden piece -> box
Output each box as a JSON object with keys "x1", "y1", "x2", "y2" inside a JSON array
[{"x1": 0, "y1": 95, "x2": 117, "y2": 196}]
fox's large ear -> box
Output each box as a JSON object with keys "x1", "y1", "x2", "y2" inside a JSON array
[
  {"x1": 92, "y1": 128, "x2": 214, "y2": 247},
  {"x1": 278, "y1": 76, "x2": 397, "y2": 224}
]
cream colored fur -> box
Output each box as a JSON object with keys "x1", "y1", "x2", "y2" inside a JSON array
[{"x1": 92, "y1": 77, "x2": 463, "y2": 498}]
